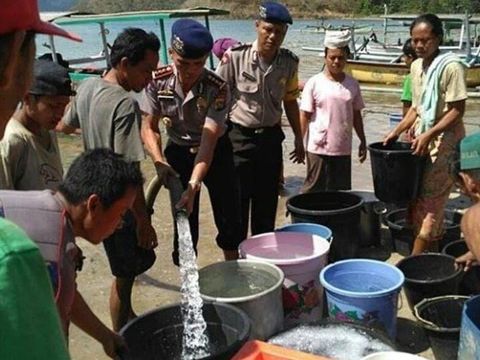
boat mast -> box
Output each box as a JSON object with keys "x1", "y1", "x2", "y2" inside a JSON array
[{"x1": 383, "y1": 3, "x2": 388, "y2": 44}]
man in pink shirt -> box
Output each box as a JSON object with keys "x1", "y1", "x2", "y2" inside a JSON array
[{"x1": 300, "y1": 30, "x2": 367, "y2": 192}]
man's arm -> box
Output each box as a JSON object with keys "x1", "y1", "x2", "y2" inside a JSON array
[
  {"x1": 141, "y1": 113, "x2": 177, "y2": 185},
  {"x1": 130, "y1": 177, "x2": 158, "y2": 249},
  {"x1": 284, "y1": 99, "x2": 305, "y2": 164},
  {"x1": 176, "y1": 121, "x2": 222, "y2": 214},
  {"x1": 70, "y1": 290, "x2": 125, "y2": 359}
]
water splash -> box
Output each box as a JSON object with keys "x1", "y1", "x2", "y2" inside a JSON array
[{"x1": 177, "y1": 211, "x2": 210, "y2": 359}]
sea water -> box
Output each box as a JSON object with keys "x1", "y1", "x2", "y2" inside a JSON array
[
  {"x1": 200, "y1": 266, "x2": 279, "y2": 298},
  {"x1": 269, "y1": 324, "x2": 393, "y2": 359},
  {"x1": 177, "y1": 212, "x2": 210, "y2": 359}
]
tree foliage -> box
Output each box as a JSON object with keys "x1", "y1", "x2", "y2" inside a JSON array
[{"x1": 66, "y1": 0, "x2": 480, "y2": 17}]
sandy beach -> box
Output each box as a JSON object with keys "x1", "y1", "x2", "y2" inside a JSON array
[{"x1": 64, "y1": 91, "x2": 479, "y2": 359}]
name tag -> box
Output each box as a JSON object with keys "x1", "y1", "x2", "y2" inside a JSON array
[
  {"x1": 242, "y1": 71, "x2": 256, "y2": 81},
  {"x1": 157, "y1": 95, "x2": 175, "y2": 100}
]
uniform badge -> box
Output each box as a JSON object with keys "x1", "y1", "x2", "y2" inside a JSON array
[
  {"x1": 221, "y1": 53, "x2": 230, "y2": 64},
  {"x1": 196, "y1": 96, "x2": 207, "y2": 113},
  {"x1": 162, "y1": 117, "x2": 172, "y2": 128},
  {"x1": 279, "y1": 77, "x2": 287, "y2": 86},
  {"x1": 157, "y1": 88, "x2": 175, "y2": 100},
  {"x1": 172, "y1": 35, "x2": 185, "y2": 56},
  {"x1": 214, "y1": 90, "x2": 226, "y2": 111}
]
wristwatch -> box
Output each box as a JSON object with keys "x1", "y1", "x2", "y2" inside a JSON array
[{"x1": 188, "y1": 179, "x2": 202, "y2": 192}]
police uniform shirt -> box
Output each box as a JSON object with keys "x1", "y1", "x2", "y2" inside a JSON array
[
  {"x1": 216, "y1": 40, "x2": 300, "y2": 129},
  {"x1": 142, "y1": 65, "x2": 230, "y2": 147}
]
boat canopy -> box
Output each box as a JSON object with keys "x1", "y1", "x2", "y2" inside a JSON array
[{"x1": 44, "y1": 7, "x2": 230, "y2": 80}]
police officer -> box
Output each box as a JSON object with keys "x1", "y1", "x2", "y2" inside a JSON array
[
  {"x1": 216, "y1": 1, "x2": 304, "y2": 240},
  {"x1": 141, "y1": 19, "x2": 241, "y2": 265}
]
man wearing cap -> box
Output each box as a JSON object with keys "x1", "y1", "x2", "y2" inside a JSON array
[
  {"x1": 300, "y1": 30, "x2": 366, "y2": 192},
  {"x1": 0, "y1": 0, "x2": 80, "y2": 358},
  {"x1": 216, "y1": 1, "x2": 304, "y2": 240},
  {"x1": 451, "y1": 133, "x2": 480, "y2": 269},
  {"x1": 61, "y1": 28, "x2": 159, "y2": 331},
  {"x1": 141, "y1": 19, "x2": 242, "y2": 265},
  {"x1": 1, "y1": 59, "x2": 75, "y2": 190}
]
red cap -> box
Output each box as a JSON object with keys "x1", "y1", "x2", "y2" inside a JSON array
[{"x1": 0, "y1": 0, "x2": 82, "y2": 42}]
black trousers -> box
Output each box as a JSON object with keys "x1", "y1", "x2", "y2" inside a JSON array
[
  {"x1": 228, "y1": 123, "x2": 285, "y2": 240},
  {"x1": 164, "y1": 135, "x2": 242, "y2": 264}
]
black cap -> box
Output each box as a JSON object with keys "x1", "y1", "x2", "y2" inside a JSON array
[
  {"x1": 29, "y1": 59, "x2": 76, "y2": 97},
  {"x1": 171, "y1": 19, "x2": 213, "y2": 59}
]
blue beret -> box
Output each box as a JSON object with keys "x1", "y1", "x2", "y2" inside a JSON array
[
  {"x1": 258, "y1": 2, "x2": 292, "y2": 25},
  {"x1": 171, "y1": 19, "x2": 213, "y2": 59}
]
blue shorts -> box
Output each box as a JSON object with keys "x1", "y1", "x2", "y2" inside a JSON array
[{"x1": 103, "y1": 211, "x2": 156, "y2": 278}]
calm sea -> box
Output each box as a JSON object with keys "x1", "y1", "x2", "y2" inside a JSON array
[{"x1": 36, "y1": 16, "x2": 410, "y2": 80}]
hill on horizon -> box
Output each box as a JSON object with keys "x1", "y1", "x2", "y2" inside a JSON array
[{"x1": 39, "y1": 0, "x2": 76, "y2": 11}]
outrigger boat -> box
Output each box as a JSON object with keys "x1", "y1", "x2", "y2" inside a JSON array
[
  {"x1": 302, "y1": 12, "x2": 480, "y2": 88},
  {"x1": 41, "y1": 7, "x2": 230, "y2": 83}
]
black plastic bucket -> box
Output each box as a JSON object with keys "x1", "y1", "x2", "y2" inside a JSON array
[
  {"x1": 368, "y1": 142, "x2": 425, "y2": 203},
  {"x1": 119, "y1": 302, "x2": 251, "y2": 360},
  {"x1": 396, "y1": 253, "x2": 463, "y2": 312},
  {"x1": 385, "y1": 208, "x2": 462, "y2": 256},
  {"x1": 348, "y1": 190, "x2": 384, "y2": 248},
  {"x1": 286, "y1": 191, "x2": 363, "y2": 261},
  {"x1": 414, "y1": 295, "x2": 470, "y2": 360},
  {"x1": 443, "y1": 240, "x2": 480, "y2": 296}
]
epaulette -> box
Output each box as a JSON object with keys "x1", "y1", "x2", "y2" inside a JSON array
[
  {"x1": 230, "y1": 43, "x2": 252, "y2": 51},
  {"x1": 280, "y1": 48, "x2": 299, "y2": 62},
  {"x1": 205, "y1": 71, "x2": 226, "y2": 88},
  {"x1": 152, "y1": 65, "x2": 174, "y2": 80}
]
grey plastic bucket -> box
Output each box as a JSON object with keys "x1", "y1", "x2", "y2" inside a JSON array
[{"x1": 198, "y1": 260, "x2": 284, "y2": 340}]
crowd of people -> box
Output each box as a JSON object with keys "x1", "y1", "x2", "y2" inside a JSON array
[{"x1": 1, "y1": 0, "x2": 480, "y2": 358}]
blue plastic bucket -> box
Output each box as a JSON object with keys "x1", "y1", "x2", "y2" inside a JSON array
[
  {"x1": 276, "y1": 223, "x2": 333, "y2": 242},
  {"x1": 389, "y1": 113, "x2": 402, "y2": 128},
  {"x1": 320, "y1": 259, "x2": 405, "y2": 339},
  {"x1": 458, "y1": 294, "x2": 480, "y2": 359}
]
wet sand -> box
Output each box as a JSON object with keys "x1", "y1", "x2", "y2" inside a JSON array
[{"x1": 66, "y1": 92, "x2": 479, "y2": 359}]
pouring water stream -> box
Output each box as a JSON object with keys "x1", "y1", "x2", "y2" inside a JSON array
[{"x1": 167, "y1": 176, "x2": 210, "y2": 359}]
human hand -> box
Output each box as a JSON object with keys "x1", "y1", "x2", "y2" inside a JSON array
[
  {"x1": 383, "y1": 131, "x2": 398, "y2": 146},
  {"x1": 101, "y1": 331, "x2": 127, "y2": 359},
  {"x1": 154, "y1": 161, "x2": 178, "y2": 187},
  {"x1": 175, "y1": 182, "x2": 200, "y2": 214},
  {"x1": 289, "y1": 137, "x2": 305, "y2": 164},
  {"x1": 358, "y1": 142, "x2": 367, "y2": 163},
  {"x1": 411, "y1": 132, "x2": 432, "y2": 156},
  {"x1": 136, "y1": 222, "x2": 158, "y2": 249},
  {"x1": 456, "y1": 250, "x2": 478, "y2": 272}
]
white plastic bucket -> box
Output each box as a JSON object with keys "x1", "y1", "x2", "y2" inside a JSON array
[
  {"x1": 239, "y1": 231, "x2": 330, "y2": 325},
  {"x1": 362, "y1": 351, "x2": 427, "y2": 359}
]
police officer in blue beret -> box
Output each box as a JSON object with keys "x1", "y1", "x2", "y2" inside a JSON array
[
  {"x1": 141, "y1": 19, "x2": 241, "y2": 265},
  {"x1": 216, "y1": 2, "x2": 305, "y2": 241}
]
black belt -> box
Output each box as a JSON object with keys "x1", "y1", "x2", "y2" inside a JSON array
[{"x1": 230, "y1": 122, "x2": 280, "y2": 135}]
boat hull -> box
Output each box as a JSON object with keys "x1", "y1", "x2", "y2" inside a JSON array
[{"x1": 345, "y1": 60, "x2": 480, "y2": 87}]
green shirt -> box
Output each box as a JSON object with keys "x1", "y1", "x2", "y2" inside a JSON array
[
  {"x1": 0, "y1": 218, "x2": 69, "y2": 360},
  {"x1": 401, "y1": 74, "x2": 412, "y2": 102}
]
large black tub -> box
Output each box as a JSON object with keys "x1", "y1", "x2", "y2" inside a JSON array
[
  {"x1": 385, "y1": 208, "x2": 462, "y2": 256},
  {"x1": 286, "y1": 191, "x2": 363, "y2": 261},
  {"x1": 119, "y1": 302, "x2": 251, "y2": 360},
  {"x1": 443, "y1": 240, "x2": 480, "y2": 295},
  {"x1": 396, "y1": 253, "x2": 463, "y2": 313},
  {"x1": 415, "y1": 295, "x2": 470, "y2": 360},
  {"x1": 368, "y1": 142, "x2": 425, "y2": 203}
]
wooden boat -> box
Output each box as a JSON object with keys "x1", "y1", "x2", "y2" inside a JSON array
[
  {"x1": 345, "y1": 59, "x2": 480, "y2": 87},
  {"x1": 42, "y1": 7, "x2": 230, "y2": 82},
  {"x1": 302, "y1": 12, "x2": 480, "y2": 88}
]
